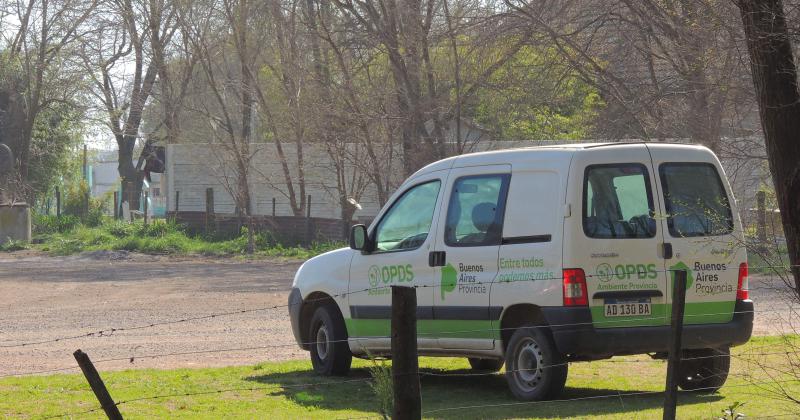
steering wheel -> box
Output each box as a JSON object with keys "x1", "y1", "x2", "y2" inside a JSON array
[{"x1": 396, "y1": 233, "x2": 428, "y2": 250}]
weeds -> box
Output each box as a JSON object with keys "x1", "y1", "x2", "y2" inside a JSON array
[
  {"x1": 0, "y1": 238, "x2": 28, "y2": 252},
  {"x1": 718, "y1": 402, "x2": 746, "y2": 420},
  {"x1": 19, "y1": 217, "x2": 343, "y2": 258},
  {"x1": 365, "y1": 352, "x2": 393, "y2": 419}
]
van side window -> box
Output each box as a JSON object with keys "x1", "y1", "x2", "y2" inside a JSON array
[
  {"x1": 659, "y1": 163, "x2": 733, "y2": 237},
  {"x1": 374, "y1": 180, "x2": 441, "y2": 252},
  {"x1": 444, "y1": 174, "x2": 510, "y2": 247},
  {"x1": 583, "y1": 164, "x2": 656, "y2": 239}
]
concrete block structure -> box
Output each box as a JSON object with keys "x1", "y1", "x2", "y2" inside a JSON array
[{"x1": 0, "y1": 204, "x2": 31, "y2": 245}]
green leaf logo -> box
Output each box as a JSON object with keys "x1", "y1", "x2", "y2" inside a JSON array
[
  {"x1": 441, "y1": 263, "x2": 457, "y2": 300},
  {"x1": 669, "y1": 261, "x2": 694, "y2": 290}
]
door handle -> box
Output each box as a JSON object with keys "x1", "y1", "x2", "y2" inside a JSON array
[
  {"x1": 428, "y1": 251, "x2": 446, "y2": 267},
  {"x1": 662, "y1": 243, "x2": 673, "y2": 260}
]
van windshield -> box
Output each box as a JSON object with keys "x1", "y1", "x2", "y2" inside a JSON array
[
  {"x1": 583, "y1": 164, "x2": 656, "y2": 239},
  {"x1": 659, "y1": 163, "x2": 733, "y2": 237}
]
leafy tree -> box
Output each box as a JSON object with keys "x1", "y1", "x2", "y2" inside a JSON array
[
  {"x1": 471, "y1": 46, "x2": 603, "y2": 140},
  {"x1": 26, "y1": 105, "x2": 85, "y2": 203}
]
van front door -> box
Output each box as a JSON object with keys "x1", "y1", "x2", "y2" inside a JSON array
[
  {"x1": 567, "y1": 145, "x2": 670, "y2": 328},
  {"x1": 348, "y1": 173, "x2": 445, "y2": 352},
  {"x1": 432, "y1": 165, "x2": 511, "y2": 350},
  {"x1": 646, "y1": 144, "x2": 742, "y2": 325}
]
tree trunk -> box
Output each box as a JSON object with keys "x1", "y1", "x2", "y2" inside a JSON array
[
  {"x1": 118, "y1": 136, "x2": 143, "y2": 210},
  {"x1": 737, "y1": 0, "x2": 800, "y2": 299}
]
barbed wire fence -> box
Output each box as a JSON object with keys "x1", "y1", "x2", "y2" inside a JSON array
[{"x1": 2, "y1": 264, "x2": 800, "y2": 419}]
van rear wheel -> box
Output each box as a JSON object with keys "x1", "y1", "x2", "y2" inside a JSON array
[
  {"x1": 678, "y1": 347, "x2": 730, "y2": 393},
  {"x1": 468, "y1": 358, "x2": 503, "y2": 372},
  {"x1": 309, "y1": 302, "x2": 352, "y2": 376},
  {"x1": 504, "y1": 326, "x2": 567, "y2": 401}
]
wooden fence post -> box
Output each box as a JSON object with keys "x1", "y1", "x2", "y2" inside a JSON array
[
  {"x1": 143, "y1": 191, "x2": 149, "y2": 226},
  {"x1": 272, "y1": 197, "x2": 276, "y2": 216},
  {"x1": 73, "y1": 349, "x2": 123, "y2": 420},
  {"x1": 305, "y1": 195, "x2": 312, "y2": 247},
  {"x1": 125, "y1": 182, "x2": 133, "y2": 222},
  {"x1": 663, "y1": 269, "x2": 688, "y2": 420},
  {"x1": 55, "y1": 187, "x2": 61, "y2": 218},
  {"x1": 83, "y1": 144, "x2": 89, "y2": 218},
  {"x1": 113, "y1": 192, "x2": 119, "y2": 219},
  {"x1": 205, "y1": 188, "x2": 214, "y2": 234},
  {"x1": 173, "y1": 190, "x2": 180, "y2": 222},
  {"x1": 756, "y1": 190, "x2": 767, "y2": 248},
  {"x1": 84, "y1": 189, "x2": 90, "y2": 219},
  {"x1": 392, "y1": 285, "x2": 421, "y2": 420}
]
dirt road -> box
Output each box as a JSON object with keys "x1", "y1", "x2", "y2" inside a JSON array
[
  {"x1": 0, "y1": 251, "x2": 796, "y2": 377},
  {"x1": 0, "y1": 251, "x2": 304, "y2": 376}
]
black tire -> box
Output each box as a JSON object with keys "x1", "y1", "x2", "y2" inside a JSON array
[
  {"x1": 309, "y1": 302, "x2": 352, "y2": 376},
  {"x1": 678, "y1": 347, "x2": 730, "y2": 393},
  {"x1": 504, "y1": 325, "x2": 568, "y2": 401},
  {"x1": 468, "y1": 357, "x2": 504, "y2": 372}
]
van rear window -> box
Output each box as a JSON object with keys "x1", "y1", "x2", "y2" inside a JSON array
[
  {"x1": 583, "y1": 164, "x2": 656, "y2": 239},
  {"x1": 659, "y1": 163, "x2": 733, "y2": 237}
]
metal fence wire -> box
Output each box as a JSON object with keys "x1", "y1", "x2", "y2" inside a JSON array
[{"x1": 3, "y1": 264, "x2": 799, "y2": 418}]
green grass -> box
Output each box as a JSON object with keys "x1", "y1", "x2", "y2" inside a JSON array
[
  {"x1": 2, "y1": 336, "x2": 798, "y2": 419},
  {"x1": 14, "y1": 217, "x2": 343, "y2": 259}
]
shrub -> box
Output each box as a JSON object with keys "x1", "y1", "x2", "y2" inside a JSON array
[
  {"x1": 60, "y1": 181, "x2": 108, "y2": 226},
  {"x1": 33, "y1": 214, "x2": 80, "y2": 234},
  {"x1": 104, "y1": 220, "x2": 138, "y2": 238}
]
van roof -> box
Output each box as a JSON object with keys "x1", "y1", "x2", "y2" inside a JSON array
[{"x1": 412, "y1": 142, "x2": 710, "y2": 177}]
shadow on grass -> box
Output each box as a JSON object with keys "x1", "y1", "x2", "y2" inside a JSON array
[{"x1": 246, "y1": 366, "x2": 723, "y2": 419}]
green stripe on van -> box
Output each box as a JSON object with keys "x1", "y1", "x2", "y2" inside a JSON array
[
  {"x1": 345, "y1": 319, "x2": 499, "y2": 340},
  {"x1": 346, "y1": 301, "x2": 735, "y2": 339}
]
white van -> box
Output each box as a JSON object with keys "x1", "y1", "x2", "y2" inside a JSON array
[{"x1": 289, "y1": 143, "x2": 753, "y2": 400}]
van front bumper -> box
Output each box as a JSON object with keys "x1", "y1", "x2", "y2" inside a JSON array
[
  {"x1": 288, "y1": 288, "x2": 308, "y2": 350},
  {"x1": 542, "y1": 300, "x2": 754, "y2": 358}
]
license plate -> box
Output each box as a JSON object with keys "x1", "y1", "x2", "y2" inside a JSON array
[{"x1": 604, "y1": 301, "x2": 652, "y2": 317}]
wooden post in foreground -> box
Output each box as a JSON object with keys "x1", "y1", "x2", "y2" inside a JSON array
[
  {"x1": 73, "y1": 349, "x2": 123, "y2": 420},
  {"x1": 392, "y1": 285, "x2": 421, "y2": 420},
  {"x1": 663, "y1": 269, "x2": 688, "y2": 420}
]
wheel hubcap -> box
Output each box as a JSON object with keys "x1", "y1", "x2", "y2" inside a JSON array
[
  {"x1": 316, "y1": 325, "x2": 330, "y2": 360},
  {"x1": 515, "y1": 338, "x2": 544, "y2": 392}
]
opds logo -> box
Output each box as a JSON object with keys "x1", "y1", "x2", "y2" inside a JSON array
[
  {"x1": 596, "y1": 263, "x2": 658, "y2": 282},
  {"x1": 368, "y1": 264, "x2": 414, "y2": 287},
  {"x1": 368, "y1": 266, "x2": 381, "y2": 287}
]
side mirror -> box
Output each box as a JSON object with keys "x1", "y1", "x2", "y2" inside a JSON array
[{"x1": 349, "y1": 224, "x2": 369, "y2": 251}]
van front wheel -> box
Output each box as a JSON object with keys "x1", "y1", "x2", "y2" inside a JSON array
[
  {"x1": 504, "y1": 326, "x2": 567, "y2": 401},
  {"x1": 309, "y1": 303, "x2": 352, "y2": 376},
  {"x1": 678, "y1": 347, "x2": 730, "y2": 393}
]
